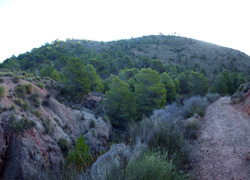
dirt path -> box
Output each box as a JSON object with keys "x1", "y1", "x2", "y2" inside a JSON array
[{"x1": 190, "y1": 97, "x2": 250, "y2": 180}]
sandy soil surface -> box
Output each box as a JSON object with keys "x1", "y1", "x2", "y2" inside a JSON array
[{"x1": 190, "y1": 97, "x2": 250, "y2": 180}]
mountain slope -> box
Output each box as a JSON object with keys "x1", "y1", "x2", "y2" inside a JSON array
[
  {"x1": 0, "y1": 76, "x2": 110, "y2": 179},
  {"x1": 1, "y1": 35, "x2": 250, "y2": 80}
]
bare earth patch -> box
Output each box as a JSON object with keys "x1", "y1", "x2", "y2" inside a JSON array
[{"x1": 190, "y1": 97, "x2": 250, "y2": 180}]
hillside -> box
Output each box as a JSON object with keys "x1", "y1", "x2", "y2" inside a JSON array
[
  {"x1": 1, "y1": 35, "x2": 250, "y2": 179},
  {"x1": 0, "y1": 76, "x2": 110, "y2": 179},
  {"x1": 1, "y1": 35, "x2": 250, "y2": 80}
]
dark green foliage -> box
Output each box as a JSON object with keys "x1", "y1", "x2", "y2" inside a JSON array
[
  {"x1": 10, "y1": 104, "x2": 16, "y2": 111},
  {"x1": 178, "y1": 72, "x2": 189, "y2": 94},
  {"x1": 135, "y1": 68, "x2": 166, "y2": 118},
  {"x1": 30, "y1": 93, "x2": 40, "y2": 107},
  {"x1": 235, "y1": 73, "x2": 246, "y2": 91},
  {"x1": 84, "y1": 64, "x2": 103, "y2": 92},
  {"x1": 188, "y1": 71, "x2": 209, "y2": 96},
  {"x1": 51, "y1": 69, "x2": 61, "y2": 81},
  {"x1": 41, "y1": 118, "x2": 52, "y2": 134},
  {"x1": 58, "y1": 138, "x2": 70, "y2": 152},
  {"x1": 25, "y1": 83, "x2": 33, "y2": 94},
  {"x1": 0, "y1": 78, "x2": 4, "y2": 83},
  {"x1": 35, "y1": 76, "x2": 41, "y2": 81},
  {"x1": 173, "y1": 78, "x2": 180, "y2": 94},
  {"x1": 129, "y1": 103, "x2": 188, "y2": 164},
  {"x1": 31, "y1": 110, "x2": 41, "y2": 118},
  {"x1": 15, "y1": 85, "x2": 27, "y2": 98},
  {"x1": 103, "y1": 76, "x2": 136, "y2": 129},
  {"x1": 123, "y1": 151, "x2": 188, "y2": 180},
  {"x1": 222, "y1": 70, "x2": 234, "y2": 95},
  {"x1": 0, "y1": 86, "x2": 5, "y2": 98},
  {"x1": 39, "y1": 65, "x2": 55, "y2": 77},
  {"x1": 150, "y1": 59, "x2": 164, "y2": 73},
  {"x1": 68, "y1": 135, "x2": 92, "y2": 167},
  {"x1": 12, "y1": 76, "x2": 20, "y2": 83},
  {"x1": 160, "y1": 72, "x2": 176, "y2": 102},
  {"x1": 37, "y1": 82, "x2": 45, "y2": 89},
  {"x1": 118, "y1": 68, "x2": 139, "y2": 81},
  {"x1": 63, "y1": 57, "x2": 90, "y2": 96},
  {"x1": 10, "y1": 115, "x2": 35, "y2": 133},
  {"x1": 88, "y1": 58, "x2": 102, "y2": 71},
  {"x1": 21, "y1": 100, "x2": 30, "y2": 111},
  {"x1": 15, "y1": 98, "x2": 23, "y2": 106},
  {"x1": 116, "y1": 55, "x2": 134, "y2": 70},
  {"x1": 214, "y1": 73, "x2": 228, "y2": 95}
]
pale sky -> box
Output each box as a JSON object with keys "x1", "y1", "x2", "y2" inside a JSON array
[{"x1": 0, "y1": 0, "x2": 249, "y2": 62}]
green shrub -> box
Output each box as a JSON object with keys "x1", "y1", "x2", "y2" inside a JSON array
[
  {"x1": 31, "y1": 110, "x2": 41, "y2": 118},
  {"x1": 58, "y1": 138, "x2": 70, "y2": 152},
  {"x1": 15, "y1": 85, "x2": 26, "y2": 99},
  {"x1": 21, "y1": 100, "x2": 30, "y2": 111},
  {"x1": 204, "y1": 93, "x2": 220, "y2": 104},
  {"x1": 37, "y1": 82, "x2": 45, "y2": 89},
  {"x1": 183, "y1": 96, "x2": 207, "y2": 118},
  {"x1": 35, "y1": 76, "x2": 41, "y2": 81},
  {"x1": 0, "y1": 71, "x2": 13, "y2": 77},
  {"x1": 15, "y1": 98, "x2": 23, "y2": 106},
  {"x1": 25, "y1": 84, "x2": 33, "y2": 94},
  {"x1": 68, "y1": 134, "x2": 92, "y2": 167},
  {"x1": 12, "y1": 76, "x2": 20, "y2": 83},
  {"x1": 10, "y1": 115, "x2": 35, "y2": 133},
  {"x1": 30, "y1": 93, "x2": 40, "y2": 107},
  {"x1": 10, "y1": 104, "x2": 16, "y2": 111},
  {"x1": 41, "y1": 118, "x2": 52, "y2": 134},
  {"x1": 0, "y1": 86, "x2": 6, "y2": 98},
  {"x1": 130, "y1": 104, "x2": 189, "y2": 165},
  {"x1": 185, "y1": 116, "x2": 200, "y2": 140},
  {"x1": 122, "y1": 151, "x2": 189, "y2": 180}
]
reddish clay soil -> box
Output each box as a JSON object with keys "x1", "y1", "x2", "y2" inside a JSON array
[{"x1": 190, "y1": 97, "x2": 250, "y2": 180}]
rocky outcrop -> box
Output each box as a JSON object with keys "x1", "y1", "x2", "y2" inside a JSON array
[
  {"x1": 90, "y1": 143, "x2": 131, "y2": 180},
  {"x1": 0, "y1": 77, "x2": 111, "y2": 179}
]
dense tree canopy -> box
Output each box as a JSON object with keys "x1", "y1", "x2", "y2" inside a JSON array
[
  {"x1": 135, "y1": 68, "x2": 166, "y2": 118},
  {"x1": 62, "y1": 57, "x2": 90, "y2": 96},
  {"x1": 85, "y1": 64, "x2": 103, "y2": 92},
  {"x1": 160, "y1": 72, "x2": 176, "y2": 102},
  {"x1": 188, "y1": 71, "x2": 209, "y2": 96},
  {"x1": 103, "y1": 76, "x2": 136, "y2": 129}
]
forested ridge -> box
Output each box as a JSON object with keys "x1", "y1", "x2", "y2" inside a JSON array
[
  {"x1": 1, "y1": 35, "x2": 248, "y2": 126},
  {"x1": 0, "y1": 35, "x2": 249, "y2": 179}
]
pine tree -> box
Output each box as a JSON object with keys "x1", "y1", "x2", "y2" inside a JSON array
[
  {"x1": 51, "y1": 69, "x2": 61, "y2": 81},
  {"x1": 222, "y1": 71, "x2": 234, "y2": 95},
  {"x1": 68, "y1": 135, "x2": 92, "y2": 167},
  {"x1": 135, "y1": 68, "x2": 166, "y2": 118},
  {"x1": 160, "y1": 72, "x2": 176, "y2": 102},
  {"x1": 63, "y1": 57, "x2": 90, "y2": 96},
  {"x1": 188, "y1": 71, "x2": 209, "y2": 96},
  {"x1": 103, "y1": 76, "x2": 136, "y2": 129},
  {"x1": 85, "y1": 64, "x2": 103, "y2": 92},
  {"x1": 213, "y1": 73, "x2": 228, "y2": 95},
  {"x1": 178, "y1": 72, "x2": 189, "y2": 94}
]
